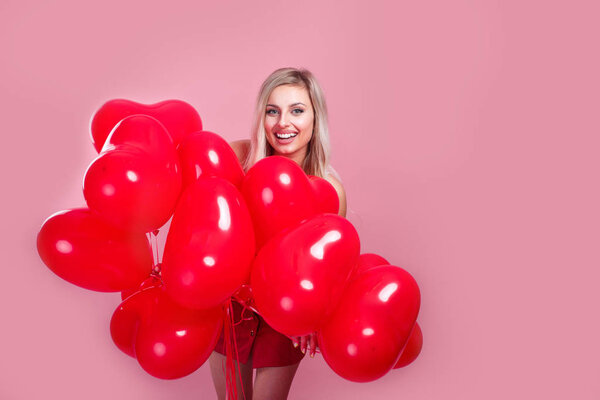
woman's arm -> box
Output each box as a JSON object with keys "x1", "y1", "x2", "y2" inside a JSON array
[{"x1": 325, "y1": 174, "x2": 347, "y2": 218}]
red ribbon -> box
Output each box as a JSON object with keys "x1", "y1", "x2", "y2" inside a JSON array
[{"x1": 223, "y1": 298, "x2": 249, "y2": 400}]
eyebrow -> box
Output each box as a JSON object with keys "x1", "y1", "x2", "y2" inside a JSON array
[{"x1": 266, "y1": 102, "x2": 306, "y2": 108}]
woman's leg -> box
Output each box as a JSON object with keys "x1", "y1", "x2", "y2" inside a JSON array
[
  {"x1": 209, "y1": 351, "x2": 254, "y2": 400},
  {"x1": 252, "y1": 363, "x2": 301, "y2": 400}
]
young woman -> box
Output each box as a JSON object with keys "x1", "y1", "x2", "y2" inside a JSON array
[{"x1": 209, "y1": 67, "x2": 347, "y2": 400}]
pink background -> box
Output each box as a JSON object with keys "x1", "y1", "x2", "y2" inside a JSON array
[{"x1": 1, "y1": 0, "x2": 599, "y2": 399}]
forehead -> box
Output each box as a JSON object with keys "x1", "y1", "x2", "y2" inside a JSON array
[{"x1": 267, "y1": 84, "x2": 311, "y2": 105}]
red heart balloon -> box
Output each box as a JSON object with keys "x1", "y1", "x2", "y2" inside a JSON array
[
  {"x1": 90, "y1": 99, "x2": 202, "y2": 152},
  {"x1": 308, "y1": 175, "x2": 339, "y2": 214},
  {"x1": 83, "y1": 115, "x2": 182, "y2": 232},
  {"x1": 111, "y1": 284, "x2": 156, "y2": 358},
  {"x1": 353, "y1": 253, "x2": 390, "y2": 277},
  {"x1": 318, "y1": 265, "x2": 421, "y2": 382},
  {"x1": 251, "y1": 213, "x2": 360, "y2": 337},
  {"x1": 177, "y1": 131, "x2": 245, "y2": 191},
  {"x1": 110, "y1": 285, "x2": 223, "y2": 379},
  {"x1": 393, "y1": 322, "x2": 423, "y2": 369},
  {"x1": 241, "y1": 156, "x2": 319, "y2": 249},
  {"x1": 162, "y1": 177, "x2": 255, "y2": 310},
  {"x1": 36, "y1": 208, "x2": 153, "y2": 292}
]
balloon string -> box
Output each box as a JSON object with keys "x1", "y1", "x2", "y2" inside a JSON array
[
  {"x1": 234, "y1": 304, "x2": 256, "y2": 326},
  {"x1": 232, "y1": 285, "x2": 259, "y2": 322},
  {"x1": 223, "y1": 300, "x2": 236, "y2": 400},
  {"x1": 231, "y1": 301, "x2": 247, "y2": 400},
  {"x1": 223, "y1": 299, "x2": 248, "y2": 400}
]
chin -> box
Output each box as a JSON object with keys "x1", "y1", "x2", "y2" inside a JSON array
[{"x1": 272, "y1": 146, "x2": 295, "y2": 155}]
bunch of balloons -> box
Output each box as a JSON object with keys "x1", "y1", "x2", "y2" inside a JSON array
[{"x1": 36, "y1": 99, "x2": 423, "y2": 382}]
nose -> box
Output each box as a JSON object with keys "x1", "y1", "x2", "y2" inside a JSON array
[{"x1": 277, "y1": 112, "x2": 290, "y2": 128}]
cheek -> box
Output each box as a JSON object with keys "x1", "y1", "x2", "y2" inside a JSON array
[
  {"x1": 299, "y1": 114, "x2": 313, "y2": 130},
  {"x1": 264, "y1": 121, "x2": 275, "y2": 136},
  {"x1": 303, "y1": 117, "x2": 315, "y2": 134}
]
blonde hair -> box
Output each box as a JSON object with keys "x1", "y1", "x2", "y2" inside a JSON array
[{"x1": 244, "y1": 67, "x2": 333, "y2": 178}]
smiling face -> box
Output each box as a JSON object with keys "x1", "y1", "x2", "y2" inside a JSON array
[{"x1": 264, "y1": 84, "x2": 315, "y2": 164}]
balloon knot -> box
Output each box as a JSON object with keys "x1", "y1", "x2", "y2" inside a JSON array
[{"x1": 152, "y1": 263, "x2": 162, "y2": 275}]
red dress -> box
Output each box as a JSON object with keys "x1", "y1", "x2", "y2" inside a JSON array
[{"x1": 213, "y1": 300, "x2": 305, "y2": 368}]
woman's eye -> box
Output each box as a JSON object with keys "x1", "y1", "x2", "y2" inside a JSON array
[
  {"x1": 266, "y1": 109, "x2": 278, "y2": 115},
  {"x1": 292, "y1": 108, "x2": 304, "y2": 114}
]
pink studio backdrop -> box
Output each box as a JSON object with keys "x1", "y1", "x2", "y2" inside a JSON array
[{"x1": 1, "y1": 1, "x2": 598, "y2": 399}]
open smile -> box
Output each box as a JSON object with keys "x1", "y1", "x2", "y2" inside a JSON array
[{"x1": 275, "y1": 132, "x2": 298, "y2": 139}]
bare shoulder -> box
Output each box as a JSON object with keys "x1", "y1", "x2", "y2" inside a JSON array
[
  {"x1": 324, "y1": 173, "x2": 344, "y2": 191},
  {"x1": 229, "y1": 139, "x2": 250, "y2": 164},
  {"x1": 325, "y1": 174, "x2": 347, "y2": 218}
]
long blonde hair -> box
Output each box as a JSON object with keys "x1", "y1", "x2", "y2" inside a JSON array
[{"x1": 244, "y1": 67, "x2": 333, "y2": 178}]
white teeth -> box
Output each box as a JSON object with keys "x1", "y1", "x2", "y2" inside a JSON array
[{"x1": 276, "y1": 132, "x2": 298, "y2": 139}]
